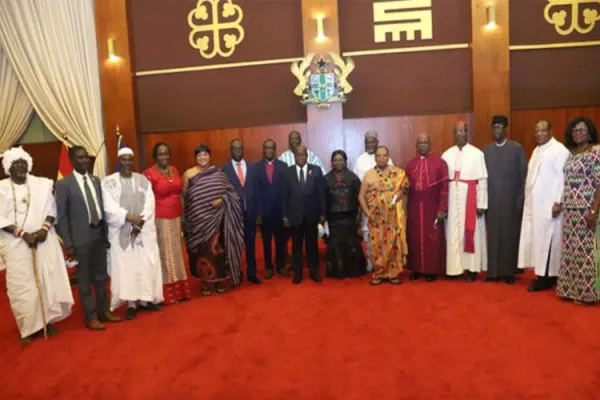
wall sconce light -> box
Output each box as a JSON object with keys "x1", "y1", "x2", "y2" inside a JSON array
[
  {"x1": 108, "y1": 38, "x2": 120, "y2": 62},
  {"x1": 316, "y1": 13, "x2": 326, "y2": 42},
  {"x1": 485, "y1": 3, "x2": 497, "y2": 30}
]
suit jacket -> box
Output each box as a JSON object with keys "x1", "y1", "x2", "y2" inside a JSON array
[
  {"x1": 222, "y1": 160, "x2": 257, "y2": 218},
  {"x1": 55, "y1": 172, "x2": 107, "y2": 249},
  {"x1": 253, "y1": 159, "x2": 287, "y2": 219},
  {"x1": 282, "y1": 163, "x2": 326, "y2": 227}
]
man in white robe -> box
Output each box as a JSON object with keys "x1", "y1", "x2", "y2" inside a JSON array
[
  {"x1": 517, "y1": 119, "x2": 570, "y2": 292},
  {"x1": 442, "y1": 121, "x2": 488, "y2": 281},
  {"x1": 0, "y1": 147, "x2": 73, "y2": 344},
  {"x1": 102, "y1": 148, "x2": 163, "y2": 320},
  {"x1": 353, "y1": 130, "x2": 393, "y2": 271}
]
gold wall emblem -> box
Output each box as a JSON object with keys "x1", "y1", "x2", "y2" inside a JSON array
[
  {"x1": 373, "y1": 0, "x2": 433, "y2": 43},
  {"x1": 188, "y1": 0, "x2": 245, "y2": 59},
  {"x1": 544, "y1": 0, "x2": 600, "y2": 35}
]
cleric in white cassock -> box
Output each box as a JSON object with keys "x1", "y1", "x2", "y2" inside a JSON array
[
  {"x1": 102, "y1": 147, "x2": 163, "y2": 319},
  {"x1": 0, "y1": 147, "x2": 73, "y2": 343},
  {"x1": 442, "y1": 122, "x2": 488, "y2": 281},
  {"x1": 517, "y1": 120, "x2": 570, "y2": 292},
  {"x1": 353, "y1": 130, "x2": 393, "y2": 271}
]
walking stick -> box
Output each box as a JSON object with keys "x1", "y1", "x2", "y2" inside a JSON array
[{"x1": 32, "y1": 247, "x2": 48, "y2": 340}]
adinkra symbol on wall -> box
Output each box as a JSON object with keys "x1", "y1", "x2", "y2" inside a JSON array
[
  {"x1": 373, "y1": 0, "x2": 434, "y2": 43},
  {"x1": 188, "y1": 0, "x2": 245, "y2": 59},
  {"x1": 544, "y1": 0, "x2": 600, "y2": 35}
]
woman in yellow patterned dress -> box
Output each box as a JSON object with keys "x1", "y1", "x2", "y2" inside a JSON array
[{"x1": 359, "y1": 146, "x2": 410, "y2": 285}]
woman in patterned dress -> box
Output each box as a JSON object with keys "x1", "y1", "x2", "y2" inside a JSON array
[
  {"x1": 182, "y1": 145, "x2": 243, "y2": 296},
  {"x1": 358, "y1": 146, "x2": 410, "y2": 285},
  {"x1": 143, "y1": 143, "x2": 191, "y2": 304},
  {"x1": 556, "y1": 117, "x2": 600, "y2": 305},
  {"x1": 324, "y1": 150, "x2": 366, "y2": 279}
]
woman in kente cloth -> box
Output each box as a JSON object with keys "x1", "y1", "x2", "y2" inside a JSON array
[
  {"x1": 325, "y1": 150, "x2": 367, "y2": 278},
  {"x1": 359, "y1": 146, "x2": 410, "y2": 285},
  {"x1": 182, "y1": 144, "x2": 243, "y2": 296}
]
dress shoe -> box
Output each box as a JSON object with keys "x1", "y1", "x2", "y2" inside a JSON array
[
  {"x1": 139, "y1": 303, "x2": 161, "y2": 312},
  {"x1": 99, "y1": 311, "x2": 122, "y2": 323},
  {"x1": 528, "y1": 278, "x2": 553, "y2": 292},
  {"x1": 276, "y1": 268, "x2": 289, "y2": 277},
  {"x1": 46, "y1": 324, "x2": 59, "y2": 336},
  {"x1": 310, "y1": 274, "x2": 322, "y2": 283},
  {"x1": 409, "y1": 272, "x2": 420, "y2": 281},
  {"x1": 465, "y1": 272, "x2": 477, "y2": 282},
  {"x1": 247, "y1": 276, "x2": 262, "y2": 284},
  {"x1": 424, "y1": 275, "x2": 436, "y2": 282},
  {"x1": 125, "y1": 308, "x2": 136, "y2": 320},
  {"x1": 264, "y1": 269, "x2": 274, "y2": 280},
  {"x1": 292, "y1": 276, "x2": 302, "y2": 284},
  {"x1": 504, "y1": 276, "x2": 516, "y2": 285},
  {"x1": 85, "y1": 319, "x2": 106, "y2": 330}
]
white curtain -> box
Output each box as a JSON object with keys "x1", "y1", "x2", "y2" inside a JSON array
[
  {"x1": 0, "y1": 44, "x2": 33, "y2": 153},
  {"x1": 0, "y1": 0, "x2": 107, "y2": 177}
]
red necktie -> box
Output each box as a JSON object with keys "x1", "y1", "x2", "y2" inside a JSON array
[{"x1": 236, "y1": 162, "x2": 245, "y2": 187}]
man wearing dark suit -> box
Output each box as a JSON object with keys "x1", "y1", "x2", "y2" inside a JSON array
[
  {"x1": 282, "y1": 145, "x2": 326, "y2": 284},
  {"x1": 55, "y1": 146, "x2": 121, "y2": 330},
  {"x1": 222, "y1": 139, "x2": 261, "y2": 284},
  {"x1": 253, "y1": 139, "x2": 289, "y2": 280}
]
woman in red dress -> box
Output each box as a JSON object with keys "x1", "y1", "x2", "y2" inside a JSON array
[{"x1": 143, "y1": 143, "x2": 191, "y2": 304}]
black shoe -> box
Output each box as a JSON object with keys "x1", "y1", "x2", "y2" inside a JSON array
[
  {"x1": 276, "y1": 268, "x2": 289, "y2": 277},
  {"x1": 424, "y1": 275, "x2": 436, "y2": 282},
  {"x1": 485, "y1": 276, "x2": 498, "y2": 282},
  {"x1": 125, "y1": 307, "x2": 136, "y2": 320},
  {"x1": 465, "y1": 272, "x2": 477, "y2": 282},
  {"x1": 292, "y1": 276, "x2": 302, "y2": 285},
  {"x1": 46, "y1": 324, "x2": 59, "y2": 336},
  {"x1": 264, "y1": 269, "x2": 274, "y2": 280},
  {"x1": 504, "y1": 276, "x2": 516, "y2": 285},
  {"x1": 139, "y1": 303, "x2": 161, "y2": 312},
  {"x1": 409, "y1": 272, "x2": 420, "y2": 281},
  {"x1": 528, "y1": 278, "x2": 553, "y2": 292},
  {"x1": 310, "y1": 274, "x2": 322, "y2": 283},
  {"x1": 247, "y1": 276, "x2": 262, "y2": 284},
  {"x1": 516, "y1": 268, "x2": 525, "y2": 275}
]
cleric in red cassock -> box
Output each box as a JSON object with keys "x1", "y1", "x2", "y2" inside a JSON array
[{"x1": 406, "y1": 134, "x2": 449, "y2": 282}]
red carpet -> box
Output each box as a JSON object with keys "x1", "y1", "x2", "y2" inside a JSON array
[{"x1": 1, "y1": 241, "x2": 600, "y2": 399}]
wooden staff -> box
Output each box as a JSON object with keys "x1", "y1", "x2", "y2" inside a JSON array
[{"x1": 31, "y1": 247, "x2": 48, "y2": 340}]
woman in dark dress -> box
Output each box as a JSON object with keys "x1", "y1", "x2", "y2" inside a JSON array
[{"x1": 325, "y1": 150, "x2": 367, "y2": 278}]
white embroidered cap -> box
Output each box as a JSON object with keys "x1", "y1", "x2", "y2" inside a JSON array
[{"x1": 118, "y1": 147, "x2": 134, "y2": 157}]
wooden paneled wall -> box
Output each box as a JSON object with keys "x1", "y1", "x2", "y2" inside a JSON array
[
  {"x1": 87, "y1": 0, "x2": 598, "y2": 179},
  {"x1": 511, "y1": 106, "x2": 600, "y2": 157}
]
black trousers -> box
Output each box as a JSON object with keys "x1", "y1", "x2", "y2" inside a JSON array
[
  {"x1": 261, "y1": 215, "x2": 285, "y2": 271},
  {"x1": 291, "y1": 218, "x2": 319, "y2": 278},
  {"x1": 243, "y1": 214, "x2": 257, "y2": 278},
  {"x1": 74, "y1": 225, "x2": 107, "y2": 321}
]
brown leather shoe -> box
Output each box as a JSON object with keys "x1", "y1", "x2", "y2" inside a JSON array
[
  {"x1": 85, "y1": 319, "x2": 106, "y2": 331},
  {"x1": 99, "y1": 312, "x2": 122, "y2": 323}
]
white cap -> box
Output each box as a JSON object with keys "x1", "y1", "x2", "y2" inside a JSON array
[
  {"x1": 118, "y1": 147, "x2": 134, "y2": 157},
  {"x1": 1, "y1": 146, "x2": 33, "y2": 175}
]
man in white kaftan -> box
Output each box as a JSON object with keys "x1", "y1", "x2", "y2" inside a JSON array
[
  {"x1": 353, "y1": 130, "x2": 393, "y2": 271},
  {"x1": 102, "y1": 148, "x2": 163, "y2": 319},
  {"x1": 0, "y1": 147, "x2": 73, "y2": 343},
  {"x1": 517, "y1": 120, "x2": 570, "y2": 292},
  {"x1": 442, "y1": 122, "x2": 488, "y2": 281}
]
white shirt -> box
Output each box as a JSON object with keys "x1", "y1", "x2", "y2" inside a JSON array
[
  {"x1": 73, "y1": 170, "x2": 102, "y2": 223},
  {"x1": 295, "y1": 164, "x2": 308, "y2": 182},
  {"x1": 231, "y1": 159, "x2": 247, "y2": 180},
  {"x1": 353, "y1": 152, "x2": 394, "y2": 181}
]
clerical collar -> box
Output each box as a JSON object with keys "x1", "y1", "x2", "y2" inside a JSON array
[{"x1": 495, "y1": 139, "x2": 507, "y2": 147}]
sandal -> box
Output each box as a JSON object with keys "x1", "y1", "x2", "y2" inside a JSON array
[
  {"x1": 369, "y1": 278, "x2": 382, "y2": 286},
  {"x1": 389, "y1": 278, "x2": 401, "y2": 285},
  {"x1": 215, "y1": 283, "x2": 226, "y2": 294}
]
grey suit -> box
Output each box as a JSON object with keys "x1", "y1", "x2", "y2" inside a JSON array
[{"x1": 55, "y1": 173, "x2": 108, "y2": 321}]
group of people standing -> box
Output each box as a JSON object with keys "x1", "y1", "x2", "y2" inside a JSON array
[{"x1": 0, "y1": 116, "x2": 598, "y2": 345}]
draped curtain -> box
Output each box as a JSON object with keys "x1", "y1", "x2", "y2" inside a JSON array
[
  {"x1": 0, "y1": 45, "x2": 33, "y2": 153},
  {"x1": 0, "y1": 0, "x2": 107, "y2": 177}
]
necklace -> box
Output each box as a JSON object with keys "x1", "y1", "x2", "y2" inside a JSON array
[
  {"x1": 155, "y1": 165, "x2": 174, "y2": 183},
  {"x1": 11, "y1": 180, "x2": 30, "y2": 230}
]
